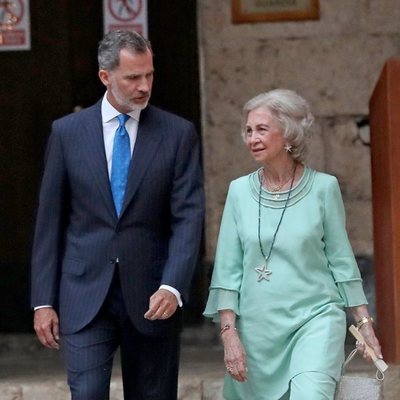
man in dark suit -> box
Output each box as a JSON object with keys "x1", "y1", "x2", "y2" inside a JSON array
[{"x1": 31, "y1": 30, "x2": 204, "y2": 399}]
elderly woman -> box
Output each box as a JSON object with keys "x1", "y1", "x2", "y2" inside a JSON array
[{"x1": 204, "y1": 89, "x2": 382, "y2": 400}]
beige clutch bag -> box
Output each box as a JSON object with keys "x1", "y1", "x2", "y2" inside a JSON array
[{"x1": 335, "y1": 325, "x2": 388, "y2": 400}]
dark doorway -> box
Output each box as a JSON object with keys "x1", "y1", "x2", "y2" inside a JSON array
[{"x1": 0, "y1": 0, "x2": 202, "y2": 332}]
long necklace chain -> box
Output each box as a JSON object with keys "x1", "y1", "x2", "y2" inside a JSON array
[{"x1": 257, "y1": 164, "x2": 297, "y2": 272}]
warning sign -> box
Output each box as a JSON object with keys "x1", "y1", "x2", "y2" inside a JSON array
[
  {"x1": 0, "y1": 0, "x2": 31, "y2": 51},
  {"x1": 103, "y1": 0, "x2": 148, "y2": 38}
]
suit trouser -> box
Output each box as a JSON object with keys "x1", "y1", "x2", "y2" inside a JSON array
[{"x1": 62, "y1": 269, "x2": 180, "y2": 400}]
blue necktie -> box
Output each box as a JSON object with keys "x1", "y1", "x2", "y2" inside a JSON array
[{"x1": 111, "y1": 114, "x2": 131, "y2": 216}]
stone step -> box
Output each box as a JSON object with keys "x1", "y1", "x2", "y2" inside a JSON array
[
  {"x1": 0, "y1": 347, "x2": 225, "y2": 400},
  {"x1": 0, "y1": 329, "x2": 225, "y2": 400},
  {"x1": 0, "y1": 378, "x2": 225, "y2": 400},
  {"x1": 0, "y1": 331, "x2": 399, "y2": 399}
]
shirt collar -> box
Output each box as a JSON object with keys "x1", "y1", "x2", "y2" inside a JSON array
[{"x1": 101, "y1": 92, "x2": 142, "y2": 123}]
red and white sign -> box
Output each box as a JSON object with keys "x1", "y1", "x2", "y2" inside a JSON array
[
  {"x1": 103, "y1": 0, "x2": 148, "y2": 38},
  {"x1": 0, "y1": 0, "x2": 31, "y2": 51}
]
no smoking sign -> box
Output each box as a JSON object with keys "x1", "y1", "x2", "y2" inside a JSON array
[
  {"x1": 104, "y1": 0, "x2": 147, "y2": 38},
  {"x1": 0, "y1": 0, "x2": 31, "y2": 51},
  {"x1": 0, "y1": 0, "x2": 24, "y2": 28}
]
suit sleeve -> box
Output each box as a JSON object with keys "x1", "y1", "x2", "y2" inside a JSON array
[
  {"x1": 160, "y1": 122, "x2": 205, "y2": 303},
  {"x1": 31, "y1": 125, "x2": 68, "y2": 309}
]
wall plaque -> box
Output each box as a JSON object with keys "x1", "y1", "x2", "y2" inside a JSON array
[{"x1": 232, "y1": 0, "x2": 319, "y2": 23}]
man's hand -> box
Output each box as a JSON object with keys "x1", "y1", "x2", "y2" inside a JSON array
[
  {"x1": 33, "y1": 308, "x2": 60, "y2": 350},
  {"x1": 144, "y1": 289, "x2": 178, "y2": 320}
]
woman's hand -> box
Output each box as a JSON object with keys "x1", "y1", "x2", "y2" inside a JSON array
[
  {"x1": 222, "y1": 328, "x2": 248, "y2": 382},
  {"x1": 357, "y1": 322, "x2": 383, "y2": 361},
  {"x1": 349, "y1": 305, "x2": 383, "y2": 361}
]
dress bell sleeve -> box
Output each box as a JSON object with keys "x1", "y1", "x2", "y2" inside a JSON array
[
  {"x1": 323, "y1": 177, "x2": 368, "y2": 307},
  {"x1": 203, "y1": 182, "x2": 244, "y2": 322}
]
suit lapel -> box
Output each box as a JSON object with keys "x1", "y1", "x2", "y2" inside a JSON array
[
  {"x1": 79, "y1": 102, "x2": 117, "y2": 219},
  {"x1": 120, "y1": 106, "x2": 163, "y2": 217}
]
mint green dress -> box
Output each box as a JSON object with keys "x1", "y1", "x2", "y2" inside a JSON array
[{"x1": 204, "y1": 167, "x2": 367, "y2": 400}]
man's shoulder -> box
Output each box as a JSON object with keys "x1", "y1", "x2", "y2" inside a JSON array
[
  {"x1": 144, "y1": 104, "x2": 194, "y2": 128},
  {"x1": 53, "y1": 101, "x2": 101, "y2": 127}
]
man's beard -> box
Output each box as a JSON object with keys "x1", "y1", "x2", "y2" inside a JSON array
[{"x1": 110, "y1": 85, "x2": 149, "y2": 111}]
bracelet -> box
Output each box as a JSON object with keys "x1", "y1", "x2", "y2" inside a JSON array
[
  {"x1": 220, "y1": 324, "x2": 237, "y2": 336},
  {"x1": 356, "y1": 316, "x2": 374, "y2": 330}
]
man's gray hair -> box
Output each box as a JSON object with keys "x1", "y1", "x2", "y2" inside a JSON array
[
  {"x1": 241, "y1": 89, "x2": 314, "y2": 163},
  {"x1": 98, "y1": 30, "x2": 152, "y2": 71}
]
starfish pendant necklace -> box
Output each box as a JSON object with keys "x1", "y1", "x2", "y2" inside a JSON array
[{"x1": 255, "y1": 164, "x2": 297, "y2": 282}]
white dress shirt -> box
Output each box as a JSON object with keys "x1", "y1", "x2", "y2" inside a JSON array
[{"x1": 101, "y1": 94, "x2": 140, "y2": 177}]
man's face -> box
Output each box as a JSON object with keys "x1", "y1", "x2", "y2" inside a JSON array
[{"x1": 99, "y1": 48, "x2": 154, "y2": 113}]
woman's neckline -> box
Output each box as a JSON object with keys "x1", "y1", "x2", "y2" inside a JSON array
[
  {"x1": 249, "y1": 166, "x2": 315, "y2": 209},
  {"x1": 260, "y1": 163, "x2": 304, "y2": 193}
]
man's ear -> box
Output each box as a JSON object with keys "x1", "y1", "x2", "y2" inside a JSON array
[{"x1": 98, "y1": 69, "x2": 110, "y2": 87}]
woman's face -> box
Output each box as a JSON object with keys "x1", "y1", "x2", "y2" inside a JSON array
[{"x1": 245, "y1": 107, "x2": 287, "y2": 165}]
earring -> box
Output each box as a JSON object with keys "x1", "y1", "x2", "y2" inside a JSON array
[{"x1": 284, "y1": 143, "x2": 292, "y2": 153}]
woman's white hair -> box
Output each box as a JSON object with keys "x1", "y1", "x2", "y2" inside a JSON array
[{"x1": 241, "y1": 89, "x2": 314, "y2": 163}]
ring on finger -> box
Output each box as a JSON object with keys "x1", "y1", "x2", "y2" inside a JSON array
[
  {"x1": 162, "y1": 312, "x2": 168, "y2": 318},
  {"x1": 226, "y1": 366, "x2": 233, "y2": 373}
]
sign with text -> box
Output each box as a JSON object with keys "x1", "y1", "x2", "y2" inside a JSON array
[
  {"x1": 103, "y1": 0, "x2": 148, "y2": 38},
  {"x1": 0, "y1": 0, "x2": 31, "y2": 51}
]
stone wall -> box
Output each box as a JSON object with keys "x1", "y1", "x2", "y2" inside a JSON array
[{"x1": 198, "y1": 0, "x2": 400, "y2": 260}]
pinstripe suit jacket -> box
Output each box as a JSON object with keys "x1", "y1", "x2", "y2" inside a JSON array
[{"x1": 31, "y1": 100, "x2": 205, "y2": 337}]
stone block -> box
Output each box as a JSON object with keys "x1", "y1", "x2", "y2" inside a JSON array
[
  {"x1": 201, "y1": 42, "x2": 267, "y2": 118},
  {"x1": 202, "y1": 35, "x2": 400, "y2": 117},
  {"x1": 178, "y1": 375, "x2": 202, "y2": 400},
  {"x1": 199, "y1": 0, "x2": 366, "y2": 41},
  {"x1": 360, "y1": 0, "x2": 400, "y2": 34},
  {"x1": 306, "y1": 118, "x2": 325, "y2": 171},
  {"x1": 19, "y1": 382, "x2": 69, "y2": 400},
  {"x1": 0, "y1": 386, "x2": 22, "y2": 400},
  {"x1": 323, "y1": 118, "x2": 371, "y2": 201},
  {"x1": 382, "y1": 364, "x2": 400, "y2": 400},
  {"x1": 203, "y1": 117, "x2": 257, "y2": 259},
  {"x1": 199, "y1": 0, "x2": 400, "y2": 118},
  {"x1": 356, "y1": 256, "x2": 376, "y2": 319},
  {"x1": 199, "y1": 0, "x2": 400, "y2": 40},
  {"x1": 343, "y1": 200, "x2": 373, "y2": 256},
  {"x1": 202, "y1": 377, "x2": 224, "y2": 400}
]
